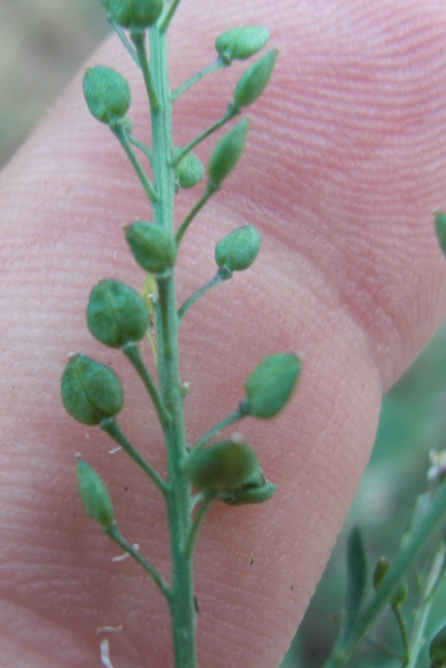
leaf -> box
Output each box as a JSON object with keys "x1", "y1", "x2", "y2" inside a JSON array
[{"x1": 344, "y1": 525, "x2": 367, "y2": 635}]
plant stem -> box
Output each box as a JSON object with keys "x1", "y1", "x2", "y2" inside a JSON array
[
  {"x1": 185, "y1": 493, "x2": 216, "y2": 559},
  {"x1": 159, "y1": 0, "x2": 183, "y2": 33},
  {"x1": 392, "y1": 607, "x2": 410, "y2": 666},
  {"x1": 128, "y1": 134, "x2": 152, "y2": 162},
  {"x1": 177, "y1": 268, "x2": 231, "y2": 323},
  {"x1": 149, "y1": 23, "x2": 197, "y2": 668},
  {"x1": 112, "y1": 124, "x2": 158, "y2": 202},
  {"x1": 100, "y1": 417, "x2": 168, "y2": 497},
  {"x1": 105, "y1": 523, "x2": 171, "y2": 599},
  {"x1": 323, "y1": 481, "x2": 446, "y2": 668},
  {"x1": 131, "y1": 31, "x2": 161, "y2": 113},
  {"x1": 175, "y1": 185, "x2": 216, "y2": 245},
  {"x1": 194, "y1": 403, "x2": 249, "y2": 453},
  {"x1": 109, "y1": 18, "x2": 140, "y2": 66},
  {"x1": 171, "y1": 59, "x2": 227, "y2": 102}
]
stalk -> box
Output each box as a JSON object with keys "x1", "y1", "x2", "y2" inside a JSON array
[{"x1": 149, "y1": 23, "x2": 197, "y2": 668}]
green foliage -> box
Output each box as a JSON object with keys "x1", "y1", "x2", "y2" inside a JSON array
[
  {"x1": 61, "y1": 354, "x2": 124, "y2": 425},
  {"x1": 233, "y1": 49, "x2": 278, "y2": 110},
  {"x1": 125, "y1": 221, "x2": 177, "y2": 273},
  {"x1": 207, "y1": 118, "x2": 250, "y2": 189},
  {"x1": 83, "y1": 65, "x2": 130, "y2": 125},
  {"x1": 215, "y1": 26, "x2": 270, "y2": 63},
  {"x1": 76, "y1": 457, "x2": 115, "y2": 528},
  {"x1": 244, "y1": 352, "x2": 302, "y2": 418},
  {"x1": 215, "y1": 225, "x2": 261, "y2": 272},
  {"x1": 87, "y1": 279, "x2": 149, "y2": 348},
  {"x1": 430, "y1": 625, "x2": 446, "y2": 667},
  {"x1": 344, "y1": 526, "x2": 367, "y2": 634},
  {"x1": 186, "y1": 439, "x2": 259, "y2": 492}
]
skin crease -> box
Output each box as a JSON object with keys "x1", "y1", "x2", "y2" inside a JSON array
[{"x1": 2, "y1": 0, "x2": 446, "y2": 666}]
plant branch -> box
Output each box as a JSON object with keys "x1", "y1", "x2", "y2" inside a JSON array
[
  {"x1": 128, "y1": 134, "x2": 153, "y2": 163},
  {"x1": 131, "y1": 30, "x2": 161, "y2": 113},
  {"x1": 159, "y1": 0, "x2": 183, "y2": 33},
  {"x1": 171, "y1": 58, "x2": 227, "y2": 102},
  {"x1": 105, "y1": 523, "x2": 171, "y2": 599},
  {"x1": 184, "y1": 492, "x2": 216, "y2": 559},
  {"x1": 193, "y1": 403, "x2": 249, "y2": 453},
  {"x1": 112, "y1": 124, "x2": 158, "y2": 202},
  {"x1": 175, "y1": 185, "x2": 216, "y2": 246},
  {"x1": 108, "y1": 18, "x2": 140, "y2": 66},
  {"x1": 177, "y1": 268, "x2": 231, "y2": 323},
  {"x1": 100, "y1": 417, "x2": 168, "y2": 497}
]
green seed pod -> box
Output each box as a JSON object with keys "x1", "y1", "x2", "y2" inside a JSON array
[
  {"x1": 186, "y1": 440, "x2": 258, "y2": 492},
  {"x1": 104, "y1": 0, "x2": 163, "y2": 30},
  {"x1": 372, "y1": 556, "x2": 389, "y2": 589},
  {"x1": 175, "y1": 150, "x2": 204, "y2": 189},
  {"x1": 208, "y1": 119, "x2": 250, "y2": 190},
  {"x1": 87, "y1": 279, "x2": 149, "y2": 348},
  {"x1": 245, "y1": 352, "x2": 301, "y2": 419},
  {"x1": 435, "y1": 212, "x2": 446, "y2": 257},
  {"x1": 215, "y1": 225, "x2": 261, "y2": 272},
  {"x1": 220, "y1": 479, "x2": 277, "y2": 506},
  {"x1": 61, "y1": 354, "x2": 124, "y2": 425},
  {"x1": 215, "y1": 26, "x2": 269, "y2": 63},
  {"x1": 83, "y1": 66, "x2": 131, "y2": 125},
  {"x1": 430, "y1": 625, "x2": 446, "y2": 667},
  {"x1": 76, "y1": 457, "x2": 115, "y2": 528},
  {"x1": 233, "y1": 50, "x2": 278, "y2": 110},
  {"x1": 125, "y1": 222, "x2": 177, "y2": 274},
  {"x1": 391, "y1": 578, "x2": 408, "y2": 609}
]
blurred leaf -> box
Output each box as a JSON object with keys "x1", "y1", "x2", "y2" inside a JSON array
[{"x1": 343, "y1": 525, "x2": 367, "y2": 636}]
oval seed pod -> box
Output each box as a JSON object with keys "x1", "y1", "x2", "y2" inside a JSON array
[
  {"x1": 83, "y1": 66, "x2": 131, "y2": 125},
  {"x1": 430, "y1": 625, "x2": 446, "y2": 667},
  {"x1": 208, "y1": 119, "x2": 250, "y2": 190},
  {"x1": 104, "y1": 0, "x2": 163, "y2": 30},
  {"x1": 175, "y1": 151, "x2": 204, "y2": 189},
  {"x1": 87, "y1": 279, "x2": 149, "y2": 348},
  {"x1": 435, "y1": 212, "x2": 446, "y2": 257},
  {"x1": 76, "y1": 457, "x2": 115, "y2": 528},
  {"x1": 186, "y1": 440, "x2": 258, "y2": 492},
  {"x1": 125, "y1": 222, "x2": 177, "y2": 274},
  {"x1": 215, "y1": 26, "x2": 269, "y2": 63},
  {"x1": 233, "y1": 50, "x2": 278, "y2": 110},
  {"x1": 391, "y1": 579, "x2": 408, "y2": 609},
  {"x1": 220, "y1": 479, "x2": 277, "y2": 506},
  {"x1": 372, "y1": 556, "x2": 389, "y2": 589},
  {"x1": 245, "y1": 352, "x2": 301, "y2": 419},
  {"x1": 215, "y1": 225, "x2": 261, "y2": 272},
  {"x1": 61, "y1": 354, "x2": 124, "y2": 425}
]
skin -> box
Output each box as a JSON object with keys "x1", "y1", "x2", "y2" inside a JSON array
[{"x1": 1, "y1": 0, "x2": 446, "y2": 666}]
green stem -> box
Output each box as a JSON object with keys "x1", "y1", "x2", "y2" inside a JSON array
[
  {"x1": 128, "y1": 134, "x2": 152, "y2": 163},
  {"x1": 131, "y1": 30, "x2": 161, "y2": 113},
  {"x1": 323, "y1": 480, "x2": 446, "y2": 668},
  {"x1": 105, "y1": 523, "x2": 171, "y2": 599},
  {"x1": 177, "y1": 268, "x2": 231, "y2": 323},
  {"x1": 122, "y1": 342, "x2": 170, "y2": 428},
  {"x1": 149, "y1": 24, "x2": 197, "y2": 668},
  {"x1": 172, "y1": 104, "x2": 239, "y2": 168},
  {"x1": 171, "y1": 58, "x2": 227, "y2": 102},
  {"x1": 112, "y1": 124, "x2": 158, "y2": 203},
  {"x1": 175, "y1": 185, "x2": 216, "y2": 246},
  {"x1": 100, "y1": 417, "x2": 168, "y2": 497},
  {"x1": 159, "y1": 0, "x2": 182, "y2": 33},
  {"x1": 109, "y1": 18, "x2": 140, "y2": 66},
  {"x1": 185, "y1": 493, "x2": 216, "y2": 559},
  {"x1": 392, "y1": 607, "x2": 410, "y2": 666},
  {"x1": 193, "y1": 403, "x2": 249, "y2": 453}
]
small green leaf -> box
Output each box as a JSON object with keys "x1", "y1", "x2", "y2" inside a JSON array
[
  {"x1": 244, "y1": 353, "x2": 301, "y2": 419},
  {"x1": 87, "y1": 279, "x2": 149, "y2": 348},
  {"x1": 174, "y1": 150, "x2": 204, "y2": 189},
  {"x1": 186, "y1": 440, "x2": 258, "y2": 492},
  {"x1": 435, "y1": 212, "x2": 446, "y2": 257},
  {"x1": 125, "y1": 222, "x2": 177, "y2": 274},
  {"x1": 83, "y1": 66, "x2": 131, "y2": 125},
  {"x1": 103, "y1": 0, "x2": 163, "y2": 30},
  {"x1": 76, "y1": 457, "x2": 115, "y2": 528},
  {"x1": 344, "y1": 525, "x2": 367, "y2": 633},
  {"x1": 61, "y1": 354, "x2": 124, "y2": 425},
  {"x1": 430, "y1": 625, "x2": 446, "y2": 667},
  {"x1": 233, "y1": 50, "x2": 278, "y2": 110},
  {"x1": 215, "y1": 225, "x2": 261, "y2": 272},
  {"x1": 208, "y1": 119, "x2": 250, "y2": 190},
  {"x1": 215, "y1": 26, "x2": 269, "y2": 63}
]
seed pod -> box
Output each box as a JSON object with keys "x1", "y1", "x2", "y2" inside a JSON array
[
  {"x1": 87, "y1": 279, "x2": 149, "y2": 348},
  {"x1": 208, "y1": 119, "x2": 250, "y2": 190},
  {"x1": 430, "y1": 625, "x2": 446, "y2": 667},
  {"x1": 125, "y1": 222, "x2": 177, "y2": 274},
  {"x1": 61, "y1": 354, "x2": 124, "y2": 425},
  {"x1": 83, "y1": 66, "x2": 131, "y2": 125},
  {"x1": 435, "y1": 212, "x2": 446, "y2": 257},
  {"x1": 186, "y1": 440, "x2": 258, "y2": 491},
  {"x1": 103, "y1": 0, "x2": 163, "y2": 30},
  {"x1": 76, "y1": 457, "x2": 115, "y2": 528},
  {"x1": 215, "y1": 225, "x2": 261, "y2": 272},
  {"x1": 391, "y1": 579, "x2": 408, "y2": 609},
  {"x1": 215, "y1": 26, "x2": 269, "y2": 63},
  {"x1": 233, "y1": 50, "x2": 278, "y2": 110},
  {"x1": 372, "y1": 556, "x2": 389, "y2": 589},
  {"x1": 220, "y1": 479, "x2": 277, "y2": 506},
  {"x1": 175, "y1": 151, "x2": 204, "y2": 189},
  {"x1": 245, "y1": 352, "x2": 301, "y2": 419}
]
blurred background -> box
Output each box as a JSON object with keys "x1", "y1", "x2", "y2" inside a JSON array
[{"x1": 2, "y1": 2, "x2": 446, "y2": 667}]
